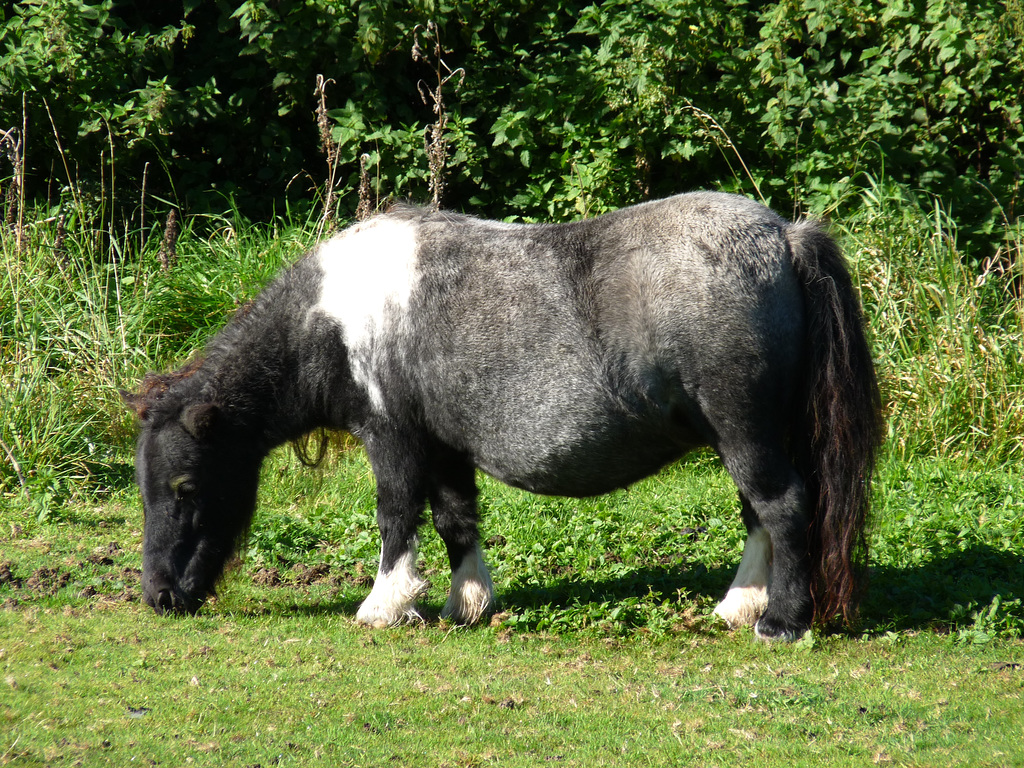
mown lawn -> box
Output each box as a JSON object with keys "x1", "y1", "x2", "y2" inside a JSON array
[{"x1": 3, "y1": 605, "x2": 1021, "y2": 767}]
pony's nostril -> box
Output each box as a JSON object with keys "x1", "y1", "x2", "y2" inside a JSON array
[
  {"x1": 155, "y1": 588, "x2": 174, "y2": 613},
  {"x1": 144, "y1": 571, "x2": 177, "y2": 614}
]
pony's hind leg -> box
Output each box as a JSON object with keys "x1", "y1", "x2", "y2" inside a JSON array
[
  {"x1": 356, "y1": 439, "x2": 431, "y2": 628},
  {"x1": 713, "y1": 498, "x2": 772, "y2": 628},
  {"x1": 718, "y1": 444, "x2": 813, "y2": 641},
  {"x1": 428, "y1": 451, "x2": 494, "y2": 625}
]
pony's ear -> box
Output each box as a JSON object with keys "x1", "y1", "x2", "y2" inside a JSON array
[
  {"x1": 120, "y1": 389, "x2": 150, "y2": 420},
  {"x1": 181, "y1": 402, "x2": 219, "y2": 440},
  {"x1": 121, "y1": 371, "x2": 176, "y2": 421}
]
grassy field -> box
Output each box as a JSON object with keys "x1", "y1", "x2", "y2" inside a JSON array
[
  {"x1": 2, "y1": 182, "x2": 1023, "y2": 766},
  {"x1": 2, "y1": 607, "x2": 1021, "y2": 767},
  {"x1": 2, "y1": 452, "x2": 1022, "y2": 767}
]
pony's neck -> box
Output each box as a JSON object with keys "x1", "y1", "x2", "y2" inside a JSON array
[{"x1": 197, "y1": 273, "x2": 341, "y2": 452}]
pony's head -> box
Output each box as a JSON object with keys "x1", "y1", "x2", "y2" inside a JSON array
[{"x1": 121, "y1": 373, "x2": 262, "y2": 615}]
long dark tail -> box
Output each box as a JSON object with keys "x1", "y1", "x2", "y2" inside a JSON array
[{"x1": 788, "y1": 221, "x2": 884, "y2": 626}]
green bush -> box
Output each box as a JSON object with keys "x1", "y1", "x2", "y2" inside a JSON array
[{"x1": 2, "y1": 0, "x2": 1021, "y2": 252}]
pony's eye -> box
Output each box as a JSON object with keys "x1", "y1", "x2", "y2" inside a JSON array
[{"x1": 170, "y1": 474, "x2": 197, "y2": 500}]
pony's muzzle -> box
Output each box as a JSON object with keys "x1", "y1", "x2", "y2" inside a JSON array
[
  {"x1": 143, "y1": 572, "x2": 194, "y2": 615},
  {"x1": 148, "y1": 587, "x2": 175, "y2": 614}
]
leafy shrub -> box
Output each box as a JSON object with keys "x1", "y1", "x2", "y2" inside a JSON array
[
  {"x1": 2, "y1": 0, "x2": 1021, "y2": 252},
  {"x1": 749, "y1": 0, "x2": 1024, "y2": 246}
]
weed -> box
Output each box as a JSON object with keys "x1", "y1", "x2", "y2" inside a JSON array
[
  {"x1": 156, "y1": 207, "x2": 179, "y2": 272},
  {"x1": 413, "y1": 21, "x2": 465, "y2": 210},
  {"x1": 314, "y1": 73, "x2": 342, "y2": 235}
]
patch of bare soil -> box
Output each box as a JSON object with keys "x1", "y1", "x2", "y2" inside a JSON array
[
  {"x1": 252, "y1": 567, "x2": 282, "y2": 587},
  {"x1": 347, "y1": 562, "x2": 373, "y2": 588},
  {"x1": 322, "y1": 561, "x2": 374, "y2": 588},
  {"x1": 251, "y1": 562, "x2": 374, "y2": 589},
  {"x1": 86, "y1": 541, "x2": 123, "y2": 566},
  {"x1": 0, "y1": 556, "x2": 140, "y2": 607},
  {"x1": 0, "y1": 561, "x2": 22, "y2": 588},
  {"x1": 26, "y1": 566, "x2": 71, "y2": 594},
  {"x1": 290, "y1": 563, "x2": 331, "y2": 585}
]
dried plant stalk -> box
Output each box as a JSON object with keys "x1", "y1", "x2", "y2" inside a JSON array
[
  {"x1": 413, "y1": 22, "x2": 464, "y2": 210},
  {"x1": 315, "y1": 74, "x2": 340, "y2": 233},
  {"x1": 157, "y1": 208, "x2": 179, "y2": 272}
]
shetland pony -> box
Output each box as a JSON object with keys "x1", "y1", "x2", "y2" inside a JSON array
[{"x1": 122, "y1": 193, "x2": 882, "y2": 640}]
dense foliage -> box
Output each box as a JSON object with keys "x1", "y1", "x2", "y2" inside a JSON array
[
  {"x1": 2, "y1": 0, "x2": 1023, "y2": 502},
  {"x1": 2, "y1": 0, "x2": 1022, "y2": 252}
]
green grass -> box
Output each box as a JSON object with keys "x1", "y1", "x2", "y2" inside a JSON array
[
  {"x1": 2, "y1": 447, "x2": 1022, "y2": 766},
  {"x1": 2, "y1": 457, "x2": 1022, "y2": 767},
  {"x1": 2, "y1": 187, "x2": 1023, "y2": 766},
  {"x1": 2, "y1": 609, "x2": 1021, "y2": 767}
]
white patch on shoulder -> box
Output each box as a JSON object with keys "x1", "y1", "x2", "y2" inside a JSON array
[
  {"x1": 315, "y1": 216, "x2": 420, "y2": 411},
  {"x1": 713, "y1": 526, "x2": 773, "y2": 629},
  {"x1": 355, "y1": 541, "x2": 430, "y2": 628},
  {"x1": 441, "y1": 545, "x2": 495, "y2": 625}
]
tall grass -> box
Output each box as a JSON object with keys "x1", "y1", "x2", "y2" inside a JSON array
[
  {"x1": 838, "y1": 178, "x2": 1024, "y2": 469},
  {"x1": 1, "y1": 214, "x2": 135, "y2": 505},
  {"x1": 0, "y1": 199, "x2": 317, "y2": 510},
  {"x1": 2, "y1": 174, "x2": 1022, "y2": 511}
]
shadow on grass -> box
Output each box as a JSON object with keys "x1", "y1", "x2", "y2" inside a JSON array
[
  {"x1": 860, "y1": 544, "x2": 1023, "y2": 635},
  {"x1": 214, "y1": 545, "x2": 1021, "y2": 639},
  {"x1": 498, "y1": 561, "x2": 731, "y2": 612},
  {"x1": 493, "y1": 546, "x2": 1021, "y2": 637},
  {"x1": 215, "y1": 589, "x2": 367, "y2": 619}
]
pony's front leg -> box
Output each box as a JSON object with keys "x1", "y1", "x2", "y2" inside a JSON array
[
  {"x1": 356, "y1": 538, "x2": 431, "y2": 628},
  {"x1": 355, "y1": 445, "x2": 430, "y2": 628},
  {"x1": 429, "y1": 452, "x2": 494, "y2": 625}
]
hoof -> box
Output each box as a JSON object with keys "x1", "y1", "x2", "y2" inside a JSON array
[
  {"x1": 713, "y1": 585, "x2": 768, "y2": 629},
  {"x1": 753, "y1": 614, "x2": 809, "y2": 642},
  {"x1": 356, "y1": 547, "x2": 429, "y2": 628},
  {"x1": 440, "y1": 584, "x2": 493, "y2": 625},
  {"x1": 441, "y1": 546, "x2": 495, "y2": 625},
  {"x1": 354, "y1": 605, "x2": 425, "y2": 628}
]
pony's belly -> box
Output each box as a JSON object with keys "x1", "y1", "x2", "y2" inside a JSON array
[{"x1": 472, "y1": 423, "x2": 695, "y2": 498}]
